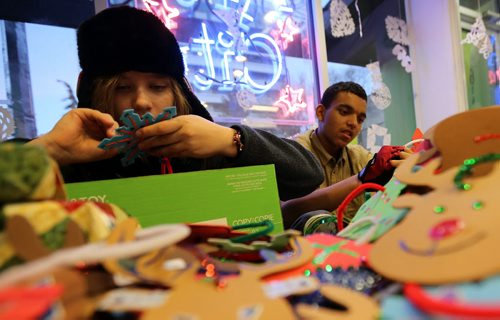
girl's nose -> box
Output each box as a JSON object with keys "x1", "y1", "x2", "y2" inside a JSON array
[{"x1": 133, "y1": 89, "x2": 153, "y2": 114}]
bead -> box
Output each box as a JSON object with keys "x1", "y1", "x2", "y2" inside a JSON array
[
  {"x1": 433, "y1": 205, "x2": 445, "y2": 213},
  {"x1": 472, "y1": 201, "x2": 483, "y2": 210}
]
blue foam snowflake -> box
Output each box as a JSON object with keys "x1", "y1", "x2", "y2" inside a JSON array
[{"x1": 98, "y1": 106, "x2": 177, "y2": 166}]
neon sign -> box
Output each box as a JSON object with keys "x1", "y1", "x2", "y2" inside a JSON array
[
  {"x1": 273, "y1": 84, "x2": 307, "y2": 116},
  {"x1": 271, "y1": 17, "x2": 300, "y2": 50},
  {"x1": 191, "y1": 22, "x2": 283, "y2": 95},
  {"x1": 137, "y1": 1, "x2": 310, "y2": 109}
]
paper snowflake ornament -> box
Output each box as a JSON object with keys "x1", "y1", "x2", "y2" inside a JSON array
[
  {"x1": 392, "y1": 44, "x2": 413, "y2": 73},
  {"x1": 385, "y1": 16, "x2": 409, "y2": 46},
  {"x1": 366, "y1": 62, "x2": 392, "y2": 110},
  {"x1": 98, "y1": 106, "x2": 176, "y2": 166},
  {"x1": 0, "y1": 106, "x2": 15, "y2": 142},
  {"x1": 366, "y1": 61, "x2": 383, "y2": 83},
  {"x1": 371, "y1": 85, "x2": 392, "y2": 110},
  {"x1": 461, "y1": 17, "x2": 493, "y2": 59},
  {"x1": 236, "y1": 89, "x2": 257, "y2": 110},
  {"x1": 367, "y1": 124, "x2": 391, "y2": 153},
  {"x1": 330, "y1": 0, "x2": 355, "y2": 38}
]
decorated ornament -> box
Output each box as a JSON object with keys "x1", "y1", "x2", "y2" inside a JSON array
[
  {"x1": 385, "y1": 16, "x2": 409, "y2": 46},
  {"x1": 369, "y1": 143, "x2": 500, "y2": 284},
  {"x1": 338, "y1": 178, "x2": 409, "y2": 243},
  {"x1": 367, "y1": 124, "x2": 391, "y2": 153},
  {"x1": 330, "y1": 0, "x2": 355, "y2": 38},
  {"x1": 98, "y1": 107, "x2": 176, "y2": 166},
  {"x1": 366, "y1": 62, "x2": 392, "y2": 110},
  {"x1": 0, "y1": 106, "x2": 15, "y2": 142},
  {"x1": 461, "y1": 17, "x2": 493, "y2": 59},
  {"x1": 392, "y1": 44, "x2": 413, "y2": 73}
]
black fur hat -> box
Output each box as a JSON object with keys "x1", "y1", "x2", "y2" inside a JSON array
[{"x1": 76, "y1": 6, "x2": 212, "y2": 121}]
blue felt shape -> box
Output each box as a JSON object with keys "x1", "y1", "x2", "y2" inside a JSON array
[{"x1": 98, "y1": 106, "x2": 177, "y2": 166}]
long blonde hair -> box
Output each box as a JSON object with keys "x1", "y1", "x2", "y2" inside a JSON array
[{"x1": 90, "y1": 74, "x2": 191, "y2": 119}]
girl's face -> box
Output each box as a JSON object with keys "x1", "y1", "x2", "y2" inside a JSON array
[{"x1": 113, "y1": 71, "x2": 175, "y2": 119}]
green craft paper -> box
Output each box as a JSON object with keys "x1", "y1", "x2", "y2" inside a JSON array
[
  {"x1": 65, "y1": 165, "x2": 284, "y2": 233},
  {"x1": 341, "y1": 177, "x2": 408, "y2": 241}
]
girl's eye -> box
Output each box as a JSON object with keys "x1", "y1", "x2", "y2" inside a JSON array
[
  {"x1": 151, "y1": 85, "x2": 168, "y2": 91},
  {"x1": 116, "y1": 85, "x2": 131, "y2": 91}
]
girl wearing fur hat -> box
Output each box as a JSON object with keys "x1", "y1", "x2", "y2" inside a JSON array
[{"x1": 30, "y1": 6, "x2": 323, "y2": 201}]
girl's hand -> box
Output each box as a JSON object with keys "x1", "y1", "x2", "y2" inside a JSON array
[
  {"x1": 30, "y1": 108, "x2": 119, "y2": 165},
  {"x1": 136, "y1": 115, "x2": 238, "y2": 158}
]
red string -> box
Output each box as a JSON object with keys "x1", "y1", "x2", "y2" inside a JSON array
[
  {"x1": 404, "y1": 283, "x2": 500, "y2": 317},
  {"x1": 473, "y1": 133, "x2": 500, "y2": 143},
  {"x1": 336, "y1": 183, "x2": 385, "y2": 231},
  {"x1": 161, "y1": 157, "x2": 173, "y2": 174}
]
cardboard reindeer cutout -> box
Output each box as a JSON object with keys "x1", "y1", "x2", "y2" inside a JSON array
[{"x1": 370, "y1": 106, "x2": 500, "y2": 284}]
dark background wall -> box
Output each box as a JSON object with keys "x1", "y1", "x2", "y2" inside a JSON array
[{"x1": 0, "y1": 0, "x2": 95, "y2": 28}]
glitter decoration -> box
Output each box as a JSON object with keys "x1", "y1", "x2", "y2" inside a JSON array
[
  {"x1": 288, "y1": 266, "x2": 388, "y2": 308},
  {"x1": 98, "y1": 106, "x2": 177, "y2": 166},
  {"x1": 454, "y1": 153, "x2": 500, "y2": 190}
]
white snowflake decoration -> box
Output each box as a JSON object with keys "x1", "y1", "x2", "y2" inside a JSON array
[
  {"x1": 366, "y1": 61, "x2": 383, "y2": 83},
  {"x1": 385, "y1": 16, "x2": 409, "y2": 46},
  {"x1": 367, "y1": 124, "x2": 391, "y2": 153},
  {"x1": 236, "y1": 89, "x2": 257, "y2": 110},
  {"x1": 461, "y1": 17, "x2": 493, "y2": 59},
  {"x1": 330, "y1": 0, "x2": 355, "y2": 38},
  {"x1": 371, "y1": 85, "x2": 392, "y2": 110},
  {"x1": 392, "y1": 44, "x2": 413, "y2": 73},
  {"x1": 366, "y1": 61, "x2": 392, "y2": 110},
  {"x1": 0, "y1": 106, "x2": 15, "y2": 142}
]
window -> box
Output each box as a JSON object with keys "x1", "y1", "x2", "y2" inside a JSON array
[
  {"x1": 321, "y1": 0, "x2": 416, "y2": 151},
  {"x1": 459, "y1": 0, "x2": 500, "y2": 109},
  {"x1": 0, "y1": 1, "x2": 324, "y2": 140}
]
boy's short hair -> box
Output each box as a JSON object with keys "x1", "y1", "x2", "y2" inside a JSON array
[{"x1": 320, "y1": 81, "x2": 367, "y2": 108}]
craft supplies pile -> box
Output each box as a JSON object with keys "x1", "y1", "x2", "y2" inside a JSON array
[{"x1": 0, "y1": 106, "x2": 499, "y2": 319}]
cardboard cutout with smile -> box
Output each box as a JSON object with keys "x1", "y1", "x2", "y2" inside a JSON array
[{"x1": 369, "y1": 106, "x2": 500, "y2": 285}]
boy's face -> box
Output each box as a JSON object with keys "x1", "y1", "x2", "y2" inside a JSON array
[
  {"x1": 316, "y1": 91, "x2": 367, "y2": 152},
  {"x1": 113, "y1": 71, "x2": 175, "y2": 119}
]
